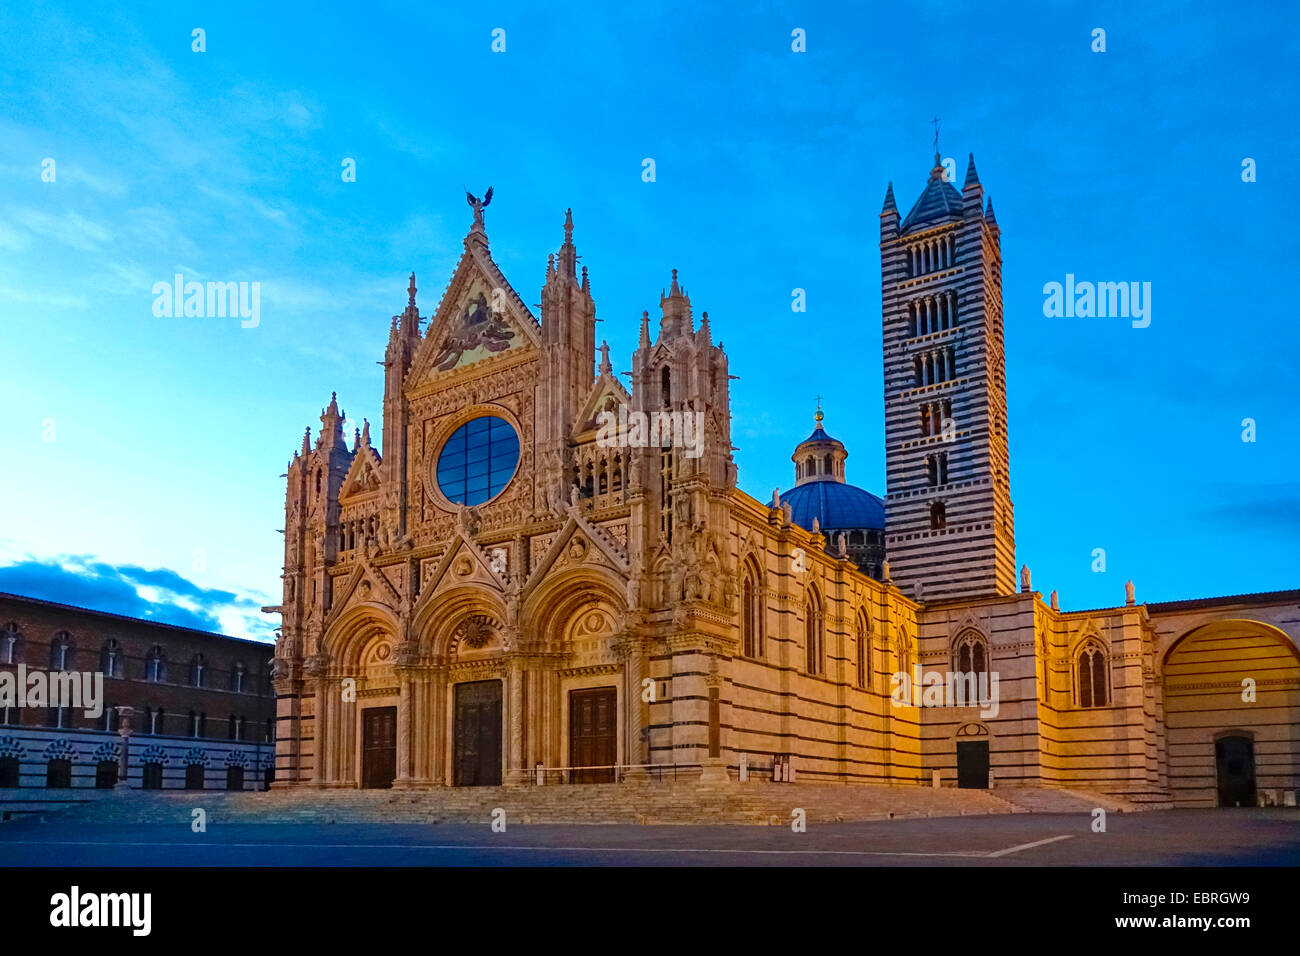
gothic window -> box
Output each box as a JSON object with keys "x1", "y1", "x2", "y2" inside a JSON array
[
  {"x1": 190, "y1": 654, "x2": 205, "y2": 687},
  {"x1": 100, "y1": 639, "x2": 121, "y2": 678},
  {"x1": 598, "y1": 459, "x2": 609, "y2": 495},
  {"x1": 661, "y1": 366, "x2": 671, "y2": 407},
  {"x1": 953, "y1": 631, "x2": 989, "y2": 683},
  {"x1": 50, "y1": 632, "x2": 72, "y2": 671},
  {"x1": 930, "y1": 501, "x2": 946, "y2": 530},
  {"x1": 741, "y1": 560, "x2": 763, "y2": 659},
  {"x1": 804, "y1": 588, "x2": 823, "y2": 676},
  {"x1": 2, "y1": 623, "x2": 22, "y2": 665},
  {"x1": 146, "y1": 646, "x2": 166, "y2": 683},
  {"x1": 315, "y1": 469, "x2": 322, "y2": 494},
  {"x1": 856, "y1": 611, "x2": 870, "y2": 690},
  {"x1": 659, "y1": 448, "x2": 675, "y2": 543},
  {"x1": 1077, "y1": 643, "x2": 1109, "y2": 708},
  {"x1": 231, "y1": 662, "x2": 246, "y2": 693}
]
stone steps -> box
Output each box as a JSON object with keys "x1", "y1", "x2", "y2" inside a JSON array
[{"x1": 44, "y1": 782, "x2": 1022, "y2": 826}]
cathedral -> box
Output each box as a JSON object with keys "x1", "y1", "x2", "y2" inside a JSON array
[{"x1": 268, "y1": 156, "x2": 1300, "y2": 809}]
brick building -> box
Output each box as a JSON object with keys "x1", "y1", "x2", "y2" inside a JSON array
[{"x1": 0, "y1": 592, "x2": 275, "y2": 790}]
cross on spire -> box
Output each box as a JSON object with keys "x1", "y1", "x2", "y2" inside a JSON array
[{"x1": 931, "y1": 117, "x2": 941, "y2": 155}]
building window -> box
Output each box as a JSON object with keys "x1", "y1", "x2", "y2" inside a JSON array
[
  {"x1": 856, "y1": 612, "x2": 870, "y2": 690},
  {"x1": 46, "y1": 758, "x2": 72, "y2": 789},
  {"x1": 50, "y1": 632, "x2": 72, "y2": 671},
  {"x1": 1, "y1": 623, "x2": 21, "y2": 665},
  {"x1": 661, "y1": 366, "x2": 671, "y2": 407},
  {"x1": 804, "y1": 589, "x2": 824, "y2": 676},
  {"x1": 95, "y1": 760, "x2": 118, "y2": 789},
  {"x1": 740, "y1": 562, "x2": 763, "y2": 659},
  {"x1": 190, "y1": 654, "x2": 205, "y2": 687},
  {"x1": 185, "y1": 764, "x2": 205, "y2": 790},
  {"x1": 146, "y1": 646, "x2": 166, "y2": 683},
  {"x1": 100, "y1": 639, "x2": 121, "y2": 678},
  {"x1": 953, "y1": 632, "x2": 989, "y2": 685},
  {"x1": 1077, "y1": 643, "x2": 1109, "y2": 708},
  {"x1": 142, "y1": 762, "x2": 163, "y2": 789},
  {"x1": 436, "y1": 415, "x2": 521, "y2": 506},
  {"x1": 226, "y1": 766, "x2": 245, "y2": 791},
  {"x1": 930, "y1": 501, "x2": 946, "y2": 530}
]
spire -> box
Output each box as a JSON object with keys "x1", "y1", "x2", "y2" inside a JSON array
[
  {"x1": 581, "y1": 264, "x2": 590, "y2": 294},
  {"x1": 639, "y1": 310, "x2": 651, "y2": 349},
  {"x1": 564, "y1": 207, "x2": 573, "y2": 244},
  {"x1": 407, "y1": 272, "x2": 417, "y2": 309},
  {"x1": 929, "y1": 152, "x2": 945, "y2": 181},
  {"x1": 301, "y1": 427, "x2": 311, "y2": 456},
  {"x1": 361, "y1": 418, "x2": 371, "y2": 447},
  {"x1": 698, "y1": 310, "x2": 712, "y2": 346},
  {"x1": 319, "y1": 392, "x2": 345, "y2": 448},
  {"x1": 659, "y1": 269, "x2": 692, "y2": 339},
  {"x1": 881, "y1": 181, "x2": 896, "y2": 213},
  {"x1": 964, "y1": 153, "x2": 980, "y2": 187},
  {"x1": 984, "y1": 197, "x2": 997, "y2": 224},
  {"x1": 557, "y1": 207, "x2": 577, "y2": 277},
  {"x1": 598, "y1": 340, "x2": 612, "y2": 375}
]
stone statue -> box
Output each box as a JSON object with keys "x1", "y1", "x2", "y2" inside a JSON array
[
  {"x1": 1020, "y1": 564, "x2": 1031, "y2": 592},
  {"x1": 1125, "y1": 580, "x2": 1136, "y2": 605},
  {"x1": 466, "y1": 186, "x2": 493, "y2": 230},
  {"x1": 1050, "y1": 589, "x2": 1059, "y2": 611}
]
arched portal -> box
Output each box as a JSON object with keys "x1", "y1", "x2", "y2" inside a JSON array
[{"x1": 1163, "y1": 620, "x2": 1300, "y2": 807}]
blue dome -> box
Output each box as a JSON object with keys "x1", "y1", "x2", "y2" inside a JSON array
[{"x1": 780, "y1": 481, "x2": 885, "y2": 533}]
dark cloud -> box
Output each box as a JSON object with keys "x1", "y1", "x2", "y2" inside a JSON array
[{"x1": 0, "y1": 556, "x2": 272, "y2": 639}]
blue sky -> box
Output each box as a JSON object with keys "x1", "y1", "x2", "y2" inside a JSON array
[{"x1": 1, "y1": 1, "x2": 1296, "y2": 640}]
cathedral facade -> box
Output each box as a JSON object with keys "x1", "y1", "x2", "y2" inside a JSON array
[{"x1": 268, "y1": 161, "x2": 1300, "y2": 809}]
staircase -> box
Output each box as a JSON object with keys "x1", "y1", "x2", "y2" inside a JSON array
[
  {"x1": 993, "y1": 786, "x2": 1140, "y2": 814},
  {"x1": 43, "y1": 781, "x2": 1023, "y2": 827}
]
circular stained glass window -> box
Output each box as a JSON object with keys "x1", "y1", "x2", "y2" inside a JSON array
[{"x1": 436, "y1": 415, "x2": 520, "y2": 506}]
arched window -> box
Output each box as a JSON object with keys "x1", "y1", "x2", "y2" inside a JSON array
[
  {"x1": 804, "y1": 589, "x2": 823, "y2": 675},
  {"x1": 661, "y1": 366, "x2": 671, "y2": 407},
  {"x1": 953, "y1": 631, "x2": 990, "y2": 683},
  {"x1": 50, "y1": 632, "x2": 72, "y2": 671},
  {"x1": 190, "y1": 654, "x2": 205, "y2": 687},
  {"x1": 46, "y1": 758, "x2": 72, "y2": 789},
  {"x1": 100, "y1": 639, "x2": 121, "y2": 678},
  {"x1": 855, "y1": 611, "x2": 871, "y2": 689},
  {"x1": 146, "y1": 646, "x2": 166, "y2": 683},
  {"x1": 231, "y1": 662, "x2": 247, "y2": 693},
  {"x1": 1077, "y1": 642, "x2": 1109, "y2": 707},
  {"x1": 2, "y1": 623, "x2": 23, "y2": 665},
  {"x1": 897, "y1": 634, "x2": 914, "y2": 680},
  {"x1": 740, "y1": 560, "x2": 763, "y2": 659}
]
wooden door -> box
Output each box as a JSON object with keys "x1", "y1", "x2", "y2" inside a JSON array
[
  {"x1": 569, "y1": 687, "x2": 617, "y2": 784},
  {"x1": 1215, "y1": 735, "x2": 1256, "y2": 807},
  {"x1": 454, "y1": 681, "x2": 502, "y2": 786},
  {"x1": 184, "y1": 763, "x2": 205, "y2": 790},
  {"x1": 956, "y1": 741, "x2": 990, "y2": 789},
  {"x1": 362, "y1": 706, "x2": 397, "y2": 789}
]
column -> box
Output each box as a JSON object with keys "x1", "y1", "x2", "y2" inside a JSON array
[
  {"x1": 394, "y1": 671, "x2": 413, "y2": 787},
  {"x1": 506, "y1": 656, "x2": 526, "y2": 784},
  {"x1": 115, "y1": 706, "x2": 134, "y2": 790}
]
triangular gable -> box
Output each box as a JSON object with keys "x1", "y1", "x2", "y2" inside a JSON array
[
  {"x1": 574, "y1": 368, "x2": 632, "y2": 437},
  {"x1": 338, "y1": 441, "x2": 383, "y2": 502},
  {"x1": 524, "y1": 507, "x2": 630, "y2": 593},
  {"x1": 407, "y1": 241, "x2": 542, "y2": 388},
  {"x1": 324, "y1": 551, "x2": 404, "y2": 630},
  {"x1": 414, "y1": 527, "x2": 510, "y2": 612}
]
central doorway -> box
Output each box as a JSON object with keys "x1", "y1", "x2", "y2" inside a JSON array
[
  {"x1": 362, "y1": 706, "x2": 396, "y2": 789},
  {"x1": 454, "y1": 680, "x2": 502, "y2": 786},
  {"x1": 569, "y1": 687, "x2": 617, "y2": 783},
  {"x1": 1215, "y1": 735, "x2": 1256, "y2": 807},
  {"x1": 956, "y1": 740, "x2": 990, "y2": 788}
]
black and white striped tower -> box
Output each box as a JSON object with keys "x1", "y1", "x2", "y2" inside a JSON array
[{"x1": 879, "y1": 153, "x2": 1015, "y2": 601}]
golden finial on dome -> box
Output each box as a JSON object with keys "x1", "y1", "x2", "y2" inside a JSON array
[{"x1": 814, "y1": 394, "x2": 824, "y2": 425}]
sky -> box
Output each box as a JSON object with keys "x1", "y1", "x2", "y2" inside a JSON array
[{"x1": 0, "y1": 1, "x2": 1296, "y2": 641}]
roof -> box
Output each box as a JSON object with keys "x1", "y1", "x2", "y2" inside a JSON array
[
  {"x1": 799, "y1": 424, "x2": 842, "y2": 446},
  {"x1": 780, "y1": 481, "x2": 885, "y2": 532},
  {"x1": 900, "y1": 172, "x2": 963, "y2": 234}
]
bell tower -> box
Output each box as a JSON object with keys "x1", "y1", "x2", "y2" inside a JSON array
[{"x1": 880, "y1": 152, "x2": 1015, "y2": 600}]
